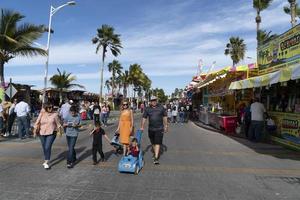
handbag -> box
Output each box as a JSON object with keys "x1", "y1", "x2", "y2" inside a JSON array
[
  {"x1": 56, "y1": 126, "x2": 64, "y2": 137},
  {"x1": 33, "y1": 123, "x2": 41, "y2": 136}
]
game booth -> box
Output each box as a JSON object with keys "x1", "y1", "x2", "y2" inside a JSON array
[
  {"x1": 229, "y1": 24, "x2": 300, "y2": 149},
  {"x1": 195, "y1": 64, "x2": 257, "y2": 135}
]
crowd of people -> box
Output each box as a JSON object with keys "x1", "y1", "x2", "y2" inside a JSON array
[
  {"x1": 0, "y1": 94, "x2": 175, "y2": 169},
  {"x1": 0, "y1": 95, "x2": 168, "y2": 169}
]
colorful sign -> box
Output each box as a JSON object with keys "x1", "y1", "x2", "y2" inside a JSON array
[
  {"x1": 269, "y1": 112, "x2": 300, "y2": 144},
  {"x1": 258, "y1": 24, "x2": 300, "y2": 75}
]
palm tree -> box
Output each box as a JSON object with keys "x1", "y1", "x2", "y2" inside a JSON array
[
  {"x1": 128, "y1": 63, "x2": 144, "y2": 98},
  {"x1": 0, "y1": 9, "x2": 46, "y2": 87},
  {"x1": 108, "y1": 60, "x2": 123, "y2": 98},
  {"x1": 140, "y1": 74, "x2": 152, "y2": 101},
  {"x1": 105, "y1": 78, "x2": 112, "y2": 94},
  {"x1": 224, "y1": 37, "x2": 247, "y2": 66},
  {"x1": 257, "y1": 29, "x2": 278, "y2": 44},
  {"x1": 284, "y1": 0, "x2": 298, "y2": 27},
  {"x1": 120, "y1": 70, "x2": 130, "y2": 98},
  {"x1": 92, "y1": 24, "x2": 122, "y2": 103},
  {"x1": 253, "y1": 0, "x2": 273, "y2": 45},
  {"x1": 50, "y1": 68, "x2": 84, "y2": 104}
]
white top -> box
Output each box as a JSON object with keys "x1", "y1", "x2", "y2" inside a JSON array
[
  {"x1": 60, "y1": 103, "x2": 71, "y2": 120},
  {"x1": 14, "y1": 101, "x2": 30, "y2": 117},
  {"x1": 250, "y1": 102, "x2": 266, "y2": 121},
  {"x1": 172, "y1": 110, "x2": 178, "y2": 116},
  {"x1": 267, "y1": 118, "x2": 275, "y2": 126},
  {"x1": 0, "y1": 104, "x2": 3, "y2": 113}
]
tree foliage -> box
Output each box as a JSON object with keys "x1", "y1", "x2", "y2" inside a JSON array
[
  {"x1": 224, "y1": 37, "x2": 246, "y2": 66},
  {"x1": 0, "y1": 9, "x2": 46, "y2": 85}
]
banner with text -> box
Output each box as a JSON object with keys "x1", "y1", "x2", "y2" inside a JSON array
[{"x1": 258, "y1": 24, "x2": 300, "y2": 75}]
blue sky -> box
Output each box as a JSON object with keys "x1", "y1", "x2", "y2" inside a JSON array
[{"x1": 1, "y1": 0, "x2": 292, "y2": 95}]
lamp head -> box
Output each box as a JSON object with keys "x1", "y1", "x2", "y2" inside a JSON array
[{"x1": 67, "y1": 1, "x2": 76, "y2": 5}]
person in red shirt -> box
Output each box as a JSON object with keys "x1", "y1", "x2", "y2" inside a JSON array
[{"x1": 127, "y1": 138, "x2": 139, "y2": 157}]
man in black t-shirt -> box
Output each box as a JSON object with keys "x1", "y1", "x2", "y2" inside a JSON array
[{"x1": 141, "y1": 96, "x2": 168, "y2": 165}]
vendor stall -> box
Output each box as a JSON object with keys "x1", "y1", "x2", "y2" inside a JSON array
[
  {"x1": 229, "y1": 24, "x2": 300, "y2": 149},
  {"x1": 194, "y1": 65, "x2": 255, "y2": 134}
]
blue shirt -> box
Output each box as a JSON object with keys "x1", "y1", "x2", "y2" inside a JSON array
[{"x1": 64, "y1": 114, "x2": 81, "y2": 137}]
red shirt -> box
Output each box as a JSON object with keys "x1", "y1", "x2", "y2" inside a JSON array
[{"x1": 129, "y1": 146, "x2": 139, "y2": 157}]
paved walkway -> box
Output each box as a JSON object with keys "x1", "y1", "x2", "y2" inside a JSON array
[{"x1": 0, "y1": 117, "x2": 300, "y2": 200}]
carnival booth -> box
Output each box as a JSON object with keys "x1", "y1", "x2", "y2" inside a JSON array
[
  {"x1": 195, "y1": 64, "x2": 257, "y2": 134},
  {"x1": 229, "y1": 24, "x2": 300, "y2": 149}
]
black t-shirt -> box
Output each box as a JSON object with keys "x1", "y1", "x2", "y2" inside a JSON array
[
  {"x1": 92, "y1": 127, "x2": 105, "y2": 144},
  {"x1": 143, "y1": 104, "x2": 167, "y2": 131}
]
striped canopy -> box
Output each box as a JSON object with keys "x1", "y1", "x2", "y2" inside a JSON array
[{"x1": 229, "y1": 64, "x2": 300, "y2": 90}]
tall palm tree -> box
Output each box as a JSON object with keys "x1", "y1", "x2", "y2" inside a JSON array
[
  {"x1": 50, "y1": 68, "x2": 84, "y2": 104},
  {"x1": 129, "y1": 63, "x2": 144, "y2": 98},
  {"x1": 224, "y1": 37, "x2": 247, "y2": 66},
  {"x1": 0, "y1": 9, "x2": 46, "y2": 87},
  {"x1": 92, "y1": 24, "x2": 122, "y2": 103},
  {"x1": 253, "y1": 0, "x2": 273, "y2": 45},
  {"x1": 120, "y1": 70, "x2": 130, "y2": 98},
  {"x1": 284, "y1": 0, "x2": 298, "y2": 27},
  {"x1": 105, "y1": 78, "x2": 112, "y2": 94},
  {"x1": 140, "y1": 74, "x2": 151, "y2": 101},
  {"x1": 108, "y1": 60, "x2": 123, "y2": 98}
]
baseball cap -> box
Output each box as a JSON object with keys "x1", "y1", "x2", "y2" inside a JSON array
[{"x1": 150, "y1": 96, "x2": 157, "y2": 101}]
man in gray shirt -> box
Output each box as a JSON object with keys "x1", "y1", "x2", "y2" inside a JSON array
[{"x1": 141, "y1": 96, "x2": 168, "y2": 165}]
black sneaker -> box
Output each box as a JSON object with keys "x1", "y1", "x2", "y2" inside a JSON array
[
  {"x1": 153, "y1": 158, "x2": 159, "y2": 165},
  {"x1": 67, "y1": 163, "x2": 73, "y2": 169},
  {"x1": 92, "y1": 162, "x2": 97, "y2": 165}
]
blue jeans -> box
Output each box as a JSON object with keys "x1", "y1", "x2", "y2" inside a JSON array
[
  {"x1": 101, "y1": 113, "x2": 108, "y2": 125},
  {"x1": 66, "y1": 136, "x2": 77, "y2": 164},
  {"x1": 40, "y1": 134, "x2": 56, "y2": 160},
  {"x1": 17, "y1": 116, "x2": 30, "y2": 138},
  {"x1": 0, "y1": 117, "x2": 3, "y2": 133},
  {"x1": 249, "y1": 121, "x2": 264, "y2": 142},
  {"x1": 179, "y1": 112, "x2": 185, "y2": 123}
]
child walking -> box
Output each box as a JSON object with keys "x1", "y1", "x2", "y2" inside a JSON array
[{"x1": 90, "y1": 122, "x2": 111, "y2": 165}]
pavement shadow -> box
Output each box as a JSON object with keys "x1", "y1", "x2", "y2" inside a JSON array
[
  {"x1": 104, "y1": 150, "x2": 116, "y2": 161},
  {"x1": 143, "y1": 144, "x2": 168, "y2": 157},
  {"x1": 193, "y1": 121, "x2": 300, "y2": 161},
  {"x1": 51, "y1": 146, "x2": 86, "y2": 167},
  {"x1": 227, "y1": 135, "x2": 300, "y2": 161},
  {"x1": 73, "y1": 148, "x2": 92, "y2": 166}
]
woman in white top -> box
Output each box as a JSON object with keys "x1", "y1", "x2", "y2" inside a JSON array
[{"x1": 171, "y1": 106, "x2": 178, "y2": 123}]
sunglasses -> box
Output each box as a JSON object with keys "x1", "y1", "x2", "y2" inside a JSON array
[{"x1": 123, "y1": 104, "x2": 128, "y2": 106}]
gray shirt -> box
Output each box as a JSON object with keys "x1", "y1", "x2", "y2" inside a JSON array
[
  {"x1": 143, "y1": 104, "x2": 167, "y2": 131},
  {"x1": 64, "y1": 114, "x2": 81, "y2": 137}
]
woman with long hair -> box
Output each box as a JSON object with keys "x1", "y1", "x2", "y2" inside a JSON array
[
  {"x1": 115, "y1": 100, "x2": 134, "y2": 155},
  {"x1": 34, "y1": 103, "x2": 61, "y2": 169}
]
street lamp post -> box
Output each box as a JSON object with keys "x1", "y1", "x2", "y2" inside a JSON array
[{"x1": 43, "y1": 1, "x2": 76, "y2": 104}]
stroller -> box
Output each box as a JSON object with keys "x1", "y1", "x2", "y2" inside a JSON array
[
  {"x1": 118, "y1": 130, "x2": 144, "y2": 175},
  {"x1": 111, "y1": 132, "x2": 123, "y2": 154}
]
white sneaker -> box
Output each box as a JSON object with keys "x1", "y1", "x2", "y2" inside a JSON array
[
  {"x1": 43, "y1": 163, "x2": 50, "y2": 169},
  {"x1": 4, "y1": 133, "x2": 9, "y2": 137}
]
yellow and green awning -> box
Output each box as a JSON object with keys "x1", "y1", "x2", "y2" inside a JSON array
[{"x1": 229, "y1": 64, "x2": 300, "y2": 90}]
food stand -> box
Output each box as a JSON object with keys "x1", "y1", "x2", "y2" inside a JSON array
[
  {"x1": 229, "y1": 24, "x2": 300, "y2": 149},
  {"x1": 194, "y1": 66, "x2": 253, "y2": 134}
]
